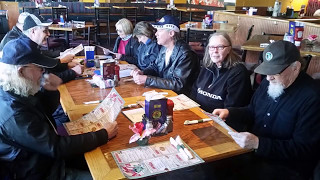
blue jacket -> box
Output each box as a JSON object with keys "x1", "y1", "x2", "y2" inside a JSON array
[
  {"x1": 0, "y1": 89, "x2": 109, "y2": 179},
  {"x1": 190, "y1": 63, "x2": 252, "y2": 112},
  {"x1": 227, "y1": 72, "x2": 320, "y2": 177},
  {"x1": 143, "y1": 40, "x2": 199, "y2": 95},
  {"x1": 137, "y1": 38, "x2": 161, "y2": 70}
]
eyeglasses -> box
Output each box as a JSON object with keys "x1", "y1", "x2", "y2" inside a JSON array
[{"x1": 208, "y1": 45, "x2": 230, "y2": 51}]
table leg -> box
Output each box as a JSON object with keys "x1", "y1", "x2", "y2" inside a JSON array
[{"x1": 65, "y1": 31, "x2": 70, "y2": 48}]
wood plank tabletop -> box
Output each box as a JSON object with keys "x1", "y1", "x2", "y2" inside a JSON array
[{"x1": 58, "y1": 63, "x2": 250, "y2": 180}]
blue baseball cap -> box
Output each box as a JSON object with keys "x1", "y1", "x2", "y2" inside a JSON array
[
  {"x1": 0, "y1": 37, "x2": 57, "y2": 68},
  {"x1": 153, "y1": 15, "x2": 180, "y2": 32}
]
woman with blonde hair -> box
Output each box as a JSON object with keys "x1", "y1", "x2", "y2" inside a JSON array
[
  {"x1": 133, "y1": 21, "x2": 161, "y2": 70},
  {"x1": 190, "y1": 32, "x2": 252, "y2": 112},
  {"x1": 104, "y1": 18, "x2": 139, "y2": 65}
]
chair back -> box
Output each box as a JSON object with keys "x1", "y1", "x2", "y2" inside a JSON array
[{"x1": 52, "y1": 7, "x2": 68, "y2": 22}]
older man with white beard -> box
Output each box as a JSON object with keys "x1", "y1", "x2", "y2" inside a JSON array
[
  {"x1": 0, "y1": 37, "x2": 118, "y2": 179},
  {"x1": 211, "y1": 41, "x2": 320, "y2": 179}
]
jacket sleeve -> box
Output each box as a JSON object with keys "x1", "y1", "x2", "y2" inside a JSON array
[
  {"x1": 224, "y1": 64, "x2": 252, "y2": 108},
  {"x1": 51, "y1": 61, "x2": 69, "y2": 72},
  {"x1": 52, "y1": 69, "x2": 77, "y2": 83},
  {"x1": 144, "y1": 51, "x2": 197, "y2": 92},
  {"x1": 4, "y1": 111, "x2": 109, "y2": 158}
]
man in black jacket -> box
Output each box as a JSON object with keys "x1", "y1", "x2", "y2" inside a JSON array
[
  {"x1": 0, "y1": 12, "x2": 80, "y2": 83},
  {"x1": 131, "y1": 15, "x2": 199, "y2": 95},
  {"x1": 212, "y1": 41, "x2": 320, "y2": 179},
  {"x1": 0, "y1": 37, "x2": 118, "y2": 179}
]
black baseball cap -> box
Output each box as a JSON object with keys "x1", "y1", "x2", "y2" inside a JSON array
[
  {"x1": 153, "y1": 15, "x2": 180, "y2": 32},
  {"x1": 23, "y1": 14, "x2": 52, "y2": 31},
  {"x1": 254, "y1": 40, "x2": 300, "y2": 75},
  {"x1": 0, "y1": 37, "x2": 57, "y2": 68}
]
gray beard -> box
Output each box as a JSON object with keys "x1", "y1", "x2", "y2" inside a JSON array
[{"x1": 267, "y1": 82, "x2": 285, "y2": 100}]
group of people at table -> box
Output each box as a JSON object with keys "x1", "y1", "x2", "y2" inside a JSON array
[{"x1": 0, "y1": 11, "x2": 319, "y2": 180}]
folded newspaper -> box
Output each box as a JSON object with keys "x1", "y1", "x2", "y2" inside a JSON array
[{"x1": 63, "y1": 88, "x2": 125, "y2": 135}]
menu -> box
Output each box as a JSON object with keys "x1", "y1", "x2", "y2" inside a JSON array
[
  {"x1": 111, "y1": 139, "x2": 204, "y2": 179},
  {"x1": 63, "y1": 88, "x2": 125, "y2": 135},
  {"x1": 137, "y1": 94, "x2": 200, "y2": 111}
]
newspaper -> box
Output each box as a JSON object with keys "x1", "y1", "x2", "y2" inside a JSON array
[{"x1": 63, "y1": 88, "x2": 125, "y2": 135}]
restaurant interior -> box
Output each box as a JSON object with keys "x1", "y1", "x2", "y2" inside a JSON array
[{"x1": 0, "y1": 0, "x2": 320, "y2": 179}]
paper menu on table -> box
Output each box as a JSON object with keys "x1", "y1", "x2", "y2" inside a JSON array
[
  {"x1": 119, "y1": 64, "x2": 137, "y2": 78},
  {"x1": 122, "y1": 108, "x2": 145, "y2": 123},
  {"x1": 168, "y1": 94, "x2": 200, "y2": 111},
  {"x1": 63, "y1": 88, "x2": 125, "y2": 135},
  {"x1": 136, "y1": 94, "x2": 200, "y2": 111},
  {"x1": 111, "y1": 139, "x2": 204, "y2": 179}
]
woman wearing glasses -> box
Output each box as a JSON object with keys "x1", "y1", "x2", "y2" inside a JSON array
[
  {"x1": 104, "y1": 18, "x2": 139, "y2": 65},
  {"x1": 190, "y1": 32, "x2": 252, "y2": 112}
]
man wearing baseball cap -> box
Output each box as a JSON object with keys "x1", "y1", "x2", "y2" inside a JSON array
[
  {"x1": 0, "y1": 38, "x2": 118, "y2": 179},
  {"x1": 0, "y1": 12, "x2": 31, "y2": 51},
  {"x1": 211, "y1": 40, "x2": 320, "y2": 179},
  {"x1": 132, "y1": 15, "x2": 199, "y2": 95}
]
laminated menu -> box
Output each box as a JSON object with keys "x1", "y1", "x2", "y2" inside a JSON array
[
  {"x1": 63, "y1": 88, "x2": 124, "y2": 135},
  {"x1": 111, "y1": 137, "x2": 204, "y2": 179}
]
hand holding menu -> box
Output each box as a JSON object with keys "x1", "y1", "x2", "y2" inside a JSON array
[
  {"x1": 58, "y1": 44, "x2": 84, "y2": 59},
  {"x1": 63, "y1": 88, "x2": 125, "y2": 135}
]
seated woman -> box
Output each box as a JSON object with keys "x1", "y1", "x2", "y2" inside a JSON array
[
  {"x1": 133, "y1": 21, "x2": 161, "y2": 70},
  {"x1": 104, "y1": 18, "x2": 139, "y2": 65},
  {"x1": 190, "y1": 32, "x2": 252, "y2": 112}
]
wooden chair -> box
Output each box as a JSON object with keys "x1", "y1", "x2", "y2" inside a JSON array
[
  {"x1": 22, "y1": 7, "x2": 40, "y2": 16},
  {"x1": 241, "y1": 25, "x2": 255, "y2": 61},
  {"x1": 94, "y1": 8, "x2": 110, "y2": 45},
  {"x1": 51, "y1": 7, "x2": 68, "y2": 23},
  {"x1": 69, "y1": 21, "x2": 97, "y2": 47}
]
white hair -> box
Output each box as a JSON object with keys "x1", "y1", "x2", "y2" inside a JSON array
[{"x1": 0, "y1": 63, "x2": 40, "y2": 97}]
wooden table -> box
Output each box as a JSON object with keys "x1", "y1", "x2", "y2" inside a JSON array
[
  {"x1": 48, "y1": 24, "x2": 96, "y2": 47},
  {"x1": 241, "y1": 34, "x2": 320, "y2": 57},
  {"x1": 180, "y1": 21, "x2": 238, "y2": 33},
  {"x1": 58, "y1": 73, "x2": 250, "y2": 179},
  {"x1": 144, "y1": 6, "x2": 167, "y2": 22},
  {"x1": 176, "y1": 8, "x2": 207, "y2": 21},
  {"x1": 112, "y1": 6, "x2": 138, "y2": 24}
]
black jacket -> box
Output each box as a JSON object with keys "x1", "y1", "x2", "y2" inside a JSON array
[
  {"x1": 0, "y1": 89, "x2": 109, "y2": 179},
  {"x1": 143, "y1": 40, "x2": 199, "y2": 95},
  {"x1": 0, "y1": 26, "x2": 22, "y2": 51},
  {"x1": 113, "y1": 36, "x2": 139, "y2": 66},
  {"x1": 190, "y1": 63, "x2": 252, "y2": 112},
  {"x1": 227, "y1": 72, "x2": 320, "y2": 178}
]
